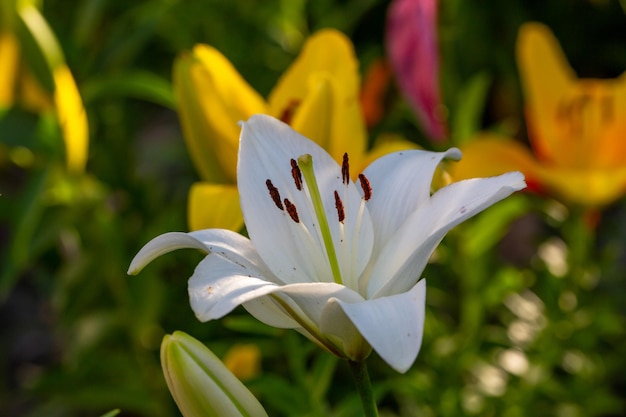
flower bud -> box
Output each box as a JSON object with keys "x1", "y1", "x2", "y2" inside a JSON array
[{"x1": 161, "y1": 331, "x2": 268, "y2": 417}]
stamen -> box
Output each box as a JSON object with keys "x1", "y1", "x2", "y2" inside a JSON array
[
  {"x1": 266, "y1": 179, "x2": 284, "y2": 210},
  {"x1": 290, "y1": 158, "x2": 303, "y2": 190},
  {"x1": 284, "y1": 199, "x2": 299, "y2": 223},
  {"x1": 341, "y1": 153, "x2": 350, "y2": 184},
  {"x1": 334, "y1": 190, "x2": 345, "y2": 223},
  {"x1": 358, "y1": 173, "x2": 372, "y2": 201},
  {"x1": 297, "y1": 154, "x2": 343, "y2": 285}
]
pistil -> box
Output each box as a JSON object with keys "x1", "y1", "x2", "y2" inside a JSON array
[{"x1": 297, "y1": 154, "x2": 343, "y2": 285}]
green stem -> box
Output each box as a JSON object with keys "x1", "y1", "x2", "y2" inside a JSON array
[
  {"x1": 565, "y1": 207, "x2": 595, "y2": 285},
  {"x1": 348, "y1": 360, "x2": 379, "y2": 417}
]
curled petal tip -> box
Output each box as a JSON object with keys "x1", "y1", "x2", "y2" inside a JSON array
[
  {"x1": 446, "y1": 147, "x2": 462, "y2": 161},
  {"x1": 128, "y1": 232, "x2": 209, "y2": 276}
]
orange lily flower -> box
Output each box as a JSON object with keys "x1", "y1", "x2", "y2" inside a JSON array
[
  {"x1": 450, "y1": 22, "x2": 626, "y2": 206},
  {"x1": 175, "y1": 29, "x2": 415, "y2": 231}
]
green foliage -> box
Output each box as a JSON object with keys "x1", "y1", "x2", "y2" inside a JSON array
[{"x1": 1, "y1": 0, "x2": 624, "y2": 416}]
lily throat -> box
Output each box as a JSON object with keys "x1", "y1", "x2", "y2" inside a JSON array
[{"x1": 264, "y1": 152, "x2": 372, "y2": 287}]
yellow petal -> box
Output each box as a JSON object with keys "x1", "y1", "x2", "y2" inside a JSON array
[
  {"x1": 188, "y1": 182, "x2": 243, "y2": 232},
  {"x1": 16, "y1": 5, "x2": 88, "y2": 172},
  {"x1": 538, "y1": 165, "x2": 626, "y2": 207},
  {"x1": 0, "y1": 32, "x2": 19, "y2": 108},
  {"x1": 449, "y1": 135, "x2": 540, "y2": 184},
  {"x1": 289, "y1": 74, "x2": 334, "y2": 150},
  {"x1": 269, "y1": 29, "x2": 366, "y2": 165},
  {"x1": 517, "y1": 22, "x2": 577, "y2": 167},
  {"x1": 53, "y1": 65, "x2": 89, "y2": 173},
  {"x1": 585, "y1": 73, "x2": 626, "y2": 169},
  {"x1": 174, "y1": 45, "x2": 267, "y2": 183},
  {"x1": 222, "y1": 344, "x2": 261, "y2": 381}
]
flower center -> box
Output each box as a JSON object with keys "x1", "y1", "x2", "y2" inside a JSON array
[{"x1": 264, "y1": 153, "x2": 372, "y2": 287}]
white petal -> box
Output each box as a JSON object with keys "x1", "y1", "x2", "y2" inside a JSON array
[
  {"x1": 367, "y1": 172, "x2": 526, "y2": 298},
  {"x1": 278, "y1": 283, "x2": 369, "y2": 359},
  {"x1": 238, "y1": 115, "x2": 373, "y2": 289},
  {"x1": 128, "y1": 229, "x2": 276, "y2": 280},
  {"x1": 361, "y1": 148, "x2": 461, "y2": 253},
  {"x1": 128, "y1": 232, "x2": 208, "y2": 275},
  {"x1": 322, "y1": 280, "x2": 427, "y2": 373},
  {"x1": 190, "y1": 259, "x2": 367, "y2": 358},
  {"x1": 244, "y1": 283, "x2": 368, "y2": 360},
  {"x1": 189, "y1": 254, "x2": 281, "y2": 321}
]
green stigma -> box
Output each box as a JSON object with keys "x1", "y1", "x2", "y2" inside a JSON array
[{"x1": 297, "y1": 154, "x2": 343, "y2": 285}]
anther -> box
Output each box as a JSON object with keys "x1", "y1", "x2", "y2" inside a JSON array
[
  {"x1": 284, "y1": 198, "x2": 299, "y2": 223},
  {"x1": 341, "y1": 153, "x2": 350, "y2": 185},
  {"x1": 358, "y1": 173, "x2": 372, "y2": 201},
  {"x1": 291, "y1": 159, "x2": 303, "y2": 190},
  {"x1": 334, "y1": 190, "x2": 345, "y2": 223},
  {"x1": 266, "y1": 179, "x2": 284, "y2": 210}
]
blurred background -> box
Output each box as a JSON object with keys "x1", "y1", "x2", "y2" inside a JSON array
[{"x1": 0, "y1": 0, "x2": 624, "y2": 416}]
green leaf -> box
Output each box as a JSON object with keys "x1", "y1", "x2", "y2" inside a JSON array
[
  {"x1": 461, "y1": 194, "x2": 531, "y2": 259},
  {"x1": 222, "y1": 315, "x2": 283, "y2": 336},
  {"x1": 0, "y1": 166, "x2": 49, "y2": 299},
  {"x1": 82, "y1": 71, "x2": 175, "y2": 109},
  {"x1": 451, "y1": 71, "x2": 491, "y2": 145}
]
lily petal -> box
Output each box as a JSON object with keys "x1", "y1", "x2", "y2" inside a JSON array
[
  {"x1": 322, "y1": 280, "x2": 426, "y2": 373},
  {"x1": 368, "y1": 172, "x2": 525, "y2": 298},
  {"x1": 53, "y1": 65, "x2": 89, "y2": 173},
  {"x1": 361, "y1": 148, "x2": 461, "y2": 255},
  {"x1": 238, "y1": 115, "x2": 373, "y2": 287},
  {"x1": 19, "y1": 5, "x2": 89, "y2": 172},
  {"x1": 517, "y1": 22, "x2": 576, "y2": 167},
  {"x1": 174, "y1": 44, "x2": 267, "y2": 182},
  {"x1": 386, "y1": 0, "x2": 447, "y2": 141},
  {"x1": 0, "y1": 32, "x2": 19, "y2": 108},
  {"x1": 449, "y1": 134, "x2": 541, "y2": 186},
  {"x1": 189, "y1": 255, "x2": 281, "y2": 321},
  {"x1": 188, "y1": 182, "x2": 244, "y2": 231},
  {"x1": 128, "y1": 230, "x2": 272, "y2": 277},
  {"x1": 278, "y1": 283, "x2": 369, "y2": 359},
  {"x1": 289, "y1": 73, "x2": 334, "y2": 151},
  {"x1": 538, "y1": 165, "x2": 626, "y2": 207},
  {"x1": 193, "y1": 274, "x2": 369, "y2": 360}
]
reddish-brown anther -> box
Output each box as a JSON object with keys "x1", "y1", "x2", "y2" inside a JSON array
[
  {"x1": 342, "y1": 153, "x2": 350, "y2": 185},
  {"x1": 291, "y1": 159, "x2": 303, "y2": 190},
  {"x1": 334, "y1": 190, "x2": 345, "y2": 223},
  {"x1": 284, "y1": 198, "x2": 300, "y2": 223},
  {"x1": 266, "y1": 179, "x2": 284, "y2": 210},
  {"x1": 358, "y1": 173, "x2": 372, "y2": 201}
]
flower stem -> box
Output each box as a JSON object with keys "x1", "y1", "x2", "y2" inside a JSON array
[{"x1": 348, "y1": 360, "x2": 379, "y2": 417}]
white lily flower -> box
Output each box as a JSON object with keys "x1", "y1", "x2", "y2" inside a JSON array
[{"x1": 129, "y1": 115, "x2": 526, "y2": 373}]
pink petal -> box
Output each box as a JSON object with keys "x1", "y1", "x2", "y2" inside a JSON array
[{"x1": 386, "y1": 0, "x2": 447, "y2": 141}]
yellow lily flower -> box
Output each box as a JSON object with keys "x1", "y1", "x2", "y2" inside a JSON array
[
  {"x1": 174, "y1": 29, "x2": 415, "y2": 231},
  {"x1": 0, "y1": 4, "x2": 88, "y2": 172},
  {"x1": 450, "y1": 22, "x2": 626, "y2": 206}
]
